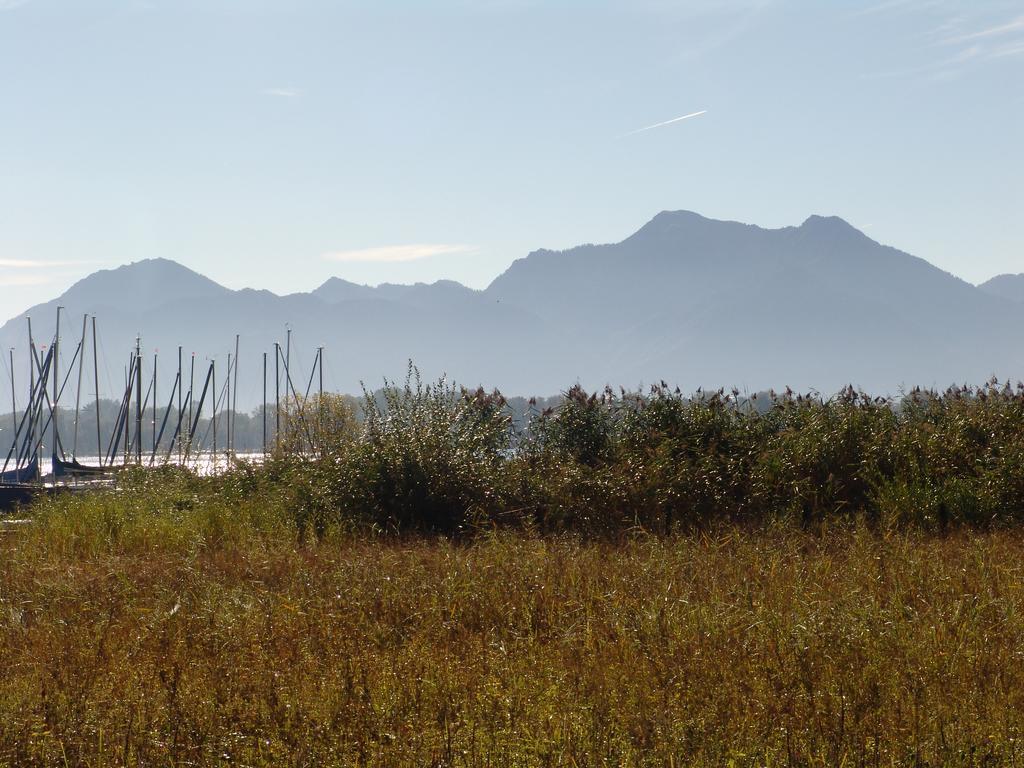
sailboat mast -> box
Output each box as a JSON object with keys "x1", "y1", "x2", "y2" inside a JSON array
[
  {"x1": 152, "y1": 352, "x2": 158, "y2": 458},
  {"x1": 318, "y1": 346, "x2": 324, "y2": 447},
  {"x1": 225, "y1": 353, "x2": 231, "y2": 458},
  {"x1": 177, "y1": 347, "x2": 182, "y2": 463},
  {"x1": 27, "y1": 318, "x2": 34, "y2": 476},
  {"x1": 188, "y1": 354, "x2": 195, "y2": 460},
  {"x1": 135, "y1": 339, "x2": 142, "y2": 465},
  {"x1": 92, "y1": 317, "x2": 102, "y2": 466},
  {"x1": 232, "y1": 334, "x2": 239, "y2": 455},
  {"x1": 72, "y1": 314, "x2": 87, "y2": 459},
  {"x1": 284, "y1": 328, "x2": 291, "y2": 439},
  {"x1": 8, "y1": 348, "x2": 15, "y2": 446},
  {"x1": 262, "y1": 354, "x2": 266, "y2": 456},
  {"x1": 123, "y1": 359, "x2": 130, "y2": 466},
  {"x1": 53, "y1": 307, "x2": 60, "y2": 463},
  {"x1": 211, "y1": 360, "x2": 217, "y2": 469},
  {"x1": 151, "y1": 365, "x2": 179, "y2": 466},
  {"x1": 274, "y1": 342, "x2": 280, "y2": 448}
]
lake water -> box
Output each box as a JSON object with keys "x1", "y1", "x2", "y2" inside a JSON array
[{"x1": 23, "y1": 452, "x2": 269, "y2": 479}]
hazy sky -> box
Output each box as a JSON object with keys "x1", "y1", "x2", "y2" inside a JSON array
[{"x1": 1, "y1": 0, "x2": 1022, "y2": 322}]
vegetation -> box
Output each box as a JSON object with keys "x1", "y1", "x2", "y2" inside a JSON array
[
  {"x1": 257, "y1": 372, "x2": 1024, "y2": 536},
  {"x1": 0, "y1": 389, "x2": 557, "y2": 460},
  {"x1": 6, "y1": 372, "x2": 1024, "y2": 762},
  {"x1": 4, "y1": 510, "x2": 1024, "y2": 765}
]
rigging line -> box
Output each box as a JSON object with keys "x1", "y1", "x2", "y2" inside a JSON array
[
  {"x1": 165, "y1": 389, "x2": 192, "y2": 465},
  {"x1": 40, "y1": 340, "x2": 84, "y2": 441},
  {"x1": 0, "y1": 407, "x2": 29, "y2": 475},
  {"x1": 22, "y1": 341, "x2": 42, "y2": 467},
  {"x1": 72, "y1": 315, "x2": 87, "y2": 460},
  {"x1": 30, "y1": 341, "x2": 83, "y2": 459},
  {"x1": 186, "y1": 362, "x2": 215, "y2": 461},
  {"x1": 0, "y1": 347, "x2": 10, "y2": 409},
  {"x1": 130, "y1": 373, "x2": 154, "y2": 457},
  {"x1": 13, "y1": 377, "x2": 47, "y2": 471},
  {"x1": 151, "y1": 373, "x2": 180, "y2": 466},
  {"x1": 0, "y1": 349, "x2": 12, "y2": 459},
  {"x1": 165, "y1": 389, "x2": 192, "y2": 464},
  {"x1": 292, "y1": 345, "x2": 307, "y2": 382},
  {"x1": 277, "y1": 344, "x2": 316, "y2": 449},
  {"x1": 321, "y1": 351, "x2": 344, "y2": 397},
  {"x1": 0, "y1": 349, "x2": 16, "y2": 456},
  {"x1": 56, "y1": 342, "x2": 82, "y2": 404},
  {"x1": 196, "y1": 365, "x2": 232, "y2": 456},
  {"x1": 31, "y1": 338, "x2": 82, "y2": 405},
  {"x1": 289, "y1": 336, "x2": 310, "y2": 398},
  {"x1": 20, "y1": 348, "x2": 57, "y2": 467},
  {"x1": 104, "y1": 357, "x2": 129, "y2": 465},
  {"x1": 303, "y1": 350, "x2": 319, "y2": 401},
  {"x1": 94, "y1": 325, "x2": 117, "y2": 404},
  {"x1": 105, "y1": 355, "x2": 137, "y2": 465},
  {"x1": 0, "y1": 349, "x2": 50, "y2": 475}
]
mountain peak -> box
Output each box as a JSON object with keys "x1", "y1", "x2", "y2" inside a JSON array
[
  {"x1": 2, "y1": 209, "x2": 1020, "y2": 401},
  {"x1": 638, "y1": 209, "x2": 710, "y2": 233},
  {"x1": 799, "y1": 214, "x2": 859, "y2": 233},
  {"x1": 622, "y1": 210, "x2": 720, "y2": 246},
  {"x1": 650, "y1": 209, "x2": 707, "y2": 224},
  {"x1": 27, "y1": 257, "x2": 229, "y2": 319},
  {"x1": 795, "y1": 214, "x2": 877, "y2": 250},
  {"x1": 314, "y1": 276, "x2": 367, "y2": 292},
  {"x1": 78, "y1": 257, "x2": 219, "y2": 284}
]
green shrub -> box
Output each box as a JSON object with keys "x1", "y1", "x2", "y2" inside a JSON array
[
  {"x1": 34, "y1": 376, "x2": 1024, "y2": 538},
  {"x1": 325, "y1": 366, "x2": 513, "y2": 534}
]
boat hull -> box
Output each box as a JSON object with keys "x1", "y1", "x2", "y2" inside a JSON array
[{"x1": 52, "y1": 455, "x2": 114, "y2": 479}]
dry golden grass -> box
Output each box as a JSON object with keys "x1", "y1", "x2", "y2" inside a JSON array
[{"x1": 2, "y1": 513, "x2": 1024, "y2": 765}]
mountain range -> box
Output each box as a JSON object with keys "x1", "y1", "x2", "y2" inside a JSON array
[{"x1": 2, "y1": 211, "x2": 1023, "y2": 407}]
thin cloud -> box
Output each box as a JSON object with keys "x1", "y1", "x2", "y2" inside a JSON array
[
  {"x1": 262, "y1": 87, "x2": 299, "y2": 98},
  {"x1": 923, "y1": 16, "x2": 966, "y2": 38},
  {"x1": 946, "y1": 45, "x2": 984, "y2": 65},
  {"x1": 990, "y1": 41, "x2": 1024, "y2": 58},
  {"x1": 625, "y1": 110, "x2": 707, "y2": 137},
  {"x1": 941, "y1": 14, "x2": 1024, "y2": 44},
  {"x1": 323, "y1": 244, "x2": 477, "y2": 263},
  {"x1": 865, "y1": 30, "x2": 1020, "y2": 80},
  {"x1": 863, "y1": 49, "x2": 971, "y2": 80}
]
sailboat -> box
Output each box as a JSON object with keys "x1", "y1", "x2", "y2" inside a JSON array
[
  {"x1": 0, "y1": 327, "x2": 47, "y2": 511},
  {"x1": 48, "y1": 312, "x2": 116, "y2": 482},
  {"x1": 0, "y1": 457, "x2": 38, "y2": 484},
  {"x1": 51, "y1": 453, "x2": 111, "y2": 479}
]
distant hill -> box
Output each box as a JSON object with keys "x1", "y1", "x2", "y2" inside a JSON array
[
  {"x1": 0, "y1": 261, "x2": 559, "y2": 408},
  {"x1": 978, "y1": 274, "x2": 1024, "y2": 304},
  {"x1": 2, "y1": 211, "x2": 1023, "y2": 408},
  {"x1": 486, "y1": 211, "x2": 1023, "y2": 393}
]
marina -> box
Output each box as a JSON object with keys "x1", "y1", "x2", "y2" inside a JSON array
[{"x1": 0, "y1": 308, "x2": 324, "y2": 512}]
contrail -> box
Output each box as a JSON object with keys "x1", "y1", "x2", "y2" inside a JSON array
[{"x1": 625, "y1": 109, "x2": 707, "y2": 136}]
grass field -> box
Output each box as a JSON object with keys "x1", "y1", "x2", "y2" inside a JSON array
[
  {"x1": 3, "y1": 497, "x2": 1024, "y2": 766},
  {"x1": 6, "y1": 379, "x2": 1024, "y2": 764}
]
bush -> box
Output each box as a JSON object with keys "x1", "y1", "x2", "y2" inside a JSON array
[
  {"x1": 40, "y1": 376, "x2": 1024, "y2": 538},
  {"x1": 328, "y1": 365, "x2": 513, "y2": 534}
]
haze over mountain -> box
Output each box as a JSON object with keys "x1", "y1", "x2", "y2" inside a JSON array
[{"x1": 2, "y1": 211, "x2": 1022, "y2": 408}]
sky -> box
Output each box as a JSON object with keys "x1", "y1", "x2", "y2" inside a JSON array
[{"x1": 0, "y1": 0, "x2": 1022, "y2": 323}]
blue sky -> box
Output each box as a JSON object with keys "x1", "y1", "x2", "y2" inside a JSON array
[{"x1": 1, "y1": 0, "x2": 1022, "y2": 321}]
